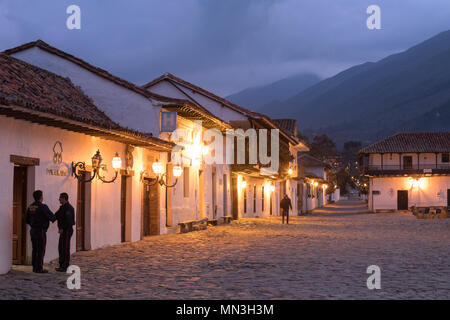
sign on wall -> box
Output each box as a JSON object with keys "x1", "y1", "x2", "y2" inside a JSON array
[
  {"x1": 47, "y1": 141, "x2": 68, "y2": 177},
  {"x1": 160, "y1": 112, "x2": 177, "y2": 133}
]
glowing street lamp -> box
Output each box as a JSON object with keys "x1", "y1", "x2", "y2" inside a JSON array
[
  {"x1": 143, "y1": 161, "x2": 181, "y2": 188},
  {"x1": 72, "y1": 150, "x2": 121, "y2": 183}
]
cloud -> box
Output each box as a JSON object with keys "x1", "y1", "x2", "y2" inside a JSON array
[{"x1": 1, "y1": 0, "x2": 450, "y2": 96}]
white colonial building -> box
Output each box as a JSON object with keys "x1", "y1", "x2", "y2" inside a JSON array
[
  {"x1": 143, "y1": 73, "x2": 309, "y2": 219},
  {"x1": 359, "y1": 132, "x2": 450, "y2": 212},
  {"x1": 0, "y1": 53, "x2": 174, "y2": 274}
]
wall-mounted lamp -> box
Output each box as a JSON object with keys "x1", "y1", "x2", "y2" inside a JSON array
[
  {"x1": 288, "y1": 168, "x2": 293, "y2": 176},
  {"x1": 240, "y1": 180, "x2": 247, "y2": 189},
  {"x1": 142, "y1": 161, "x2": 183, "y2": 188},
  {"x1": 270, "y1": 184, "x2": 275, "y2": 192},
  {"x1": 409, "y1": 177, "x2": 424, "y2": 189},
  {"x1": 72, "y1": 150, "x2": 121, "y2": 183}
]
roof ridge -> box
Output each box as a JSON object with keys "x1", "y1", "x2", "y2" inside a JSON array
[{"x1": 3, "y1": 40, "x2": 181, "y2": 104}]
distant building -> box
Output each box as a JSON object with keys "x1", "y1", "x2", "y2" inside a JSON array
[
  {"x1": 359, "y1": 132, "x2": 450, "y2": 212},
  {"x1": 297, "y1": 154, "x2": 337, "y2": 214}
]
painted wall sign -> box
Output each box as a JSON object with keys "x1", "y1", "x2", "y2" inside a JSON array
[
  {"x1": 47, "y1": 141, "x2": 68, "y2": 177},
  {"x1": 372, "y1": 190, "x2": 381, "y2": 195},
  {"x1": 161, "y1": 112, "x2": 177, "y2": 133},
  {"x1": 46, "y1": 168, "x2": 68, "y2": 176},
  {"x1": 53, "y1": 141, "x2": 63, "y2": 165}
]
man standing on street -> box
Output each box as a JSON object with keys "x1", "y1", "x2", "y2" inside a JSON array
[
  {"x1": 26, "y1": 190, "x2": 56, "y2": 273},
  {"x1": 55, "y1": 193, "x2": 75, "y2": 272},
  {"x1": 280, "y1": 194, "x2": 292, "y2": 224}
]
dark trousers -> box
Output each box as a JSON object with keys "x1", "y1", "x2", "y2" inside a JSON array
[
  {"x1": 30, "y1": 228, "x2": 46, "y2": 272},
  {"x1": 58, "y1": 227, "x2": 73, "y2": 269},
  {"x1": 282, "y1": 210, "x2": 289, "y2": 224}
]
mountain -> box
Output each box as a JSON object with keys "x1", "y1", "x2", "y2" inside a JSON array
[
  {"x1": 226, "y1": 73, "x2": 320, "y2": 110},
  {"x1": 253, "y1": 30, "x2": 450, "y2": 148}
]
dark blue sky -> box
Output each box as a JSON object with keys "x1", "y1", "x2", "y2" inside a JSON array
[{"x1": 1, "y1": 0, "x2": 450, "y2": 95}]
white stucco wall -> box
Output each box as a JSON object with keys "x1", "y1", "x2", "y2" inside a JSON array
[
  {"x1": 0, "y1": 115, "x2": 164, "y2": 274},
  {"x1": 369, "y1": 176, "x2": 450, "y2": 211},
  {"x1": 11, "y1": 48, "x2": 161, "y2": 136}
]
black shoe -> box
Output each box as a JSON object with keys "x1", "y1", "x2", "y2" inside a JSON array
[
  {"x1": 34, "y1": 269, "x2": 49, "y2": 274},
  {"x1": 55, "y1": 267, "x2": 67, "y2": 272}
]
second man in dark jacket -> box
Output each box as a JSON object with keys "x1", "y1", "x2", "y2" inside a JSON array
[{"x1": 55, "y1": 192, "x2": 75, "y2": 272}]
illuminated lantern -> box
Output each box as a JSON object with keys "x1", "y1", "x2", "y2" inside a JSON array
[
  {"x1": 152, "y1": 161, "x2": 163, "y2": 174},
  {"x1": 112, "y1": 153, "x2": 122, "y2": 170}
]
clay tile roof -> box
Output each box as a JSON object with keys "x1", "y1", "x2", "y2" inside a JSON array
[
  {"x1": 143, "y1": 73, "x2": 302, "y2": 145},
  {"x1": 358, "y1": 132, "x2": 450, "y2": 154},
  {"x1": 0, "y1": 53, "x2": 174, "y2": 150},
  {"x1": 298, "y1": 154, "x2": 329, "y2": 168},
  {"x1": 3, "y1": 40, "x2": 179, "y2": 104},
  {"x1": 272, "y1": 119, "x2": 298, "y2": 136},
  {"x1": 0, "y1": 53, "x2": 119, "y2": 129}
]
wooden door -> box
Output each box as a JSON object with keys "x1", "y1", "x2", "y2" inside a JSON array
[
  {"x1": 403, "y1": 156, "x2": 413, "y2": 170},
  {"x1": 397, "y1": 190, "x2": 408, "y2": 210},
  {"x1": 120, "y1": 175, "x2": 127, "y2": 242},
  {"x1": 76, "y1": 172, "x2": 86, "y2": 251},
  {"x1": 142, "y1": 180, "x2": 159, "y2": 237},
  {"x1": 198, "y1": 170, "x2": 205, "y2": 219},
  {"x1": 143, "y1": 182, "x2": 151, "y2": 236},
  {"x1": 447, "y1": 189, "x2": 450, "y2": 207},
  {"x1": 223, "y1": 174, "x2": 228, "y2": 217},
  {"x1": 212, "y1": 170, "x2": 217, "y2": 219},
  {"x1": 231, "y1": 176, "x2": 238, "y2": 220},
  {"x1": 12, "y1": 166, "x2": 27, "y2": 265}
]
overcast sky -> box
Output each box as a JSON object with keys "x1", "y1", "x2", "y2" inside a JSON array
[{"x1": 1, "y1": 0, "x2": 450, "y2": 96}]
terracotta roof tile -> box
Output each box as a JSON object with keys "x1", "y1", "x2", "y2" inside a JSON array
[
  {"x1": 143, "y1": 73, "x2": 302, "y2": 144},
  {"x1": 0, "y1": 53, "x2": 174, "y2": 150},
  {"x1": 272, "y1": 119, "x2": 298, "y2": 136},
  {"x1": 358, "y1": 132, "x2": 450, "y2": 154},
  {"x1": 3, "y1": 40, "x2": 180, "y2": 104},
  {"x1": 0, "y1": 53, "x2": 119, "y2": 129}
]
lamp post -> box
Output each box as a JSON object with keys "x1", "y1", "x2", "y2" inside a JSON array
[{"x1": 72, "y1": 150, "x2": 121, "y2": 183}]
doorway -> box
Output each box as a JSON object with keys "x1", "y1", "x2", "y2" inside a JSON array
[
  {"x1": 212, "y1": 169, "x2": 217, "y2": 219},
  {"x1": 231, "y1": 176, "x2": 238, "y2": 220},
  {"x1": 447, "y1": 189, "x2": 450, "y2": 207},
  {"x1": 142, "y1": 180, "x2": 159, "y2": 236},
  {"x1": 76, "y1": 172, "x2": 87, "y2": 251},
  {"x1": 12, "y1": 165, "x2": 28, "y2": 265},
  {"x1": 397, "y1": 190, "x2": 408, "y2": 210},
  {"x1": 223, "y1": 174, "x2": 228, "y2": 217},
  {"x1": 403, "y1": 156, "x2": 413, "y2": 170},
  {"x1": 120, "y1": 175, "x2": 128, "y2": 242},
  {"x1": 198, "y1": 170, "x2": 205, "y2": 219}
]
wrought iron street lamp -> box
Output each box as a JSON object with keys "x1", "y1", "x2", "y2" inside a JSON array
[
  {"x1": 142, "y1": 161, "x2": 183, "y2": 188},
  {"x1": 72, "y1": 150, "x2": 122, "y2": 183}
]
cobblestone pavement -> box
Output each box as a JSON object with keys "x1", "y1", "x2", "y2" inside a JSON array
[{"x1": 1, "y1": 200, "x2": 449, "y2": 300}]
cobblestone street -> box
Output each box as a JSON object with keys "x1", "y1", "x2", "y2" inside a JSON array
[{"x1": 1, "y1": 200, "x2": 449, "y2": 300}]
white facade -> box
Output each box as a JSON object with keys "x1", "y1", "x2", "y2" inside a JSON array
[
  {"x1": 369, "y1": 176, "x2": 450, "y2": 211},
  {"x1": 145, "y1": 77, "x2": 303, "y2": 219},
  {"x1": 364, "y1": 151, "x2": 450, "y2": 211},
  {"x1": 0, "y1": 115, "x2": 166, "y2": 274}
]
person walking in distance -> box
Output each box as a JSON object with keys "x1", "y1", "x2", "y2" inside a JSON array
[
  {"x1": 280, "y1": 194, "x2": 292, "y2": 224},
  {"x1": 55, "y1": 193, "x2": 75, "y2": 272},
  {"x1": 26, "y1": 190, "x2": 56, "y2": 273}
]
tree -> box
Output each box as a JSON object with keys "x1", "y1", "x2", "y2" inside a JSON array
[{"x1": 309, "y1": 134, "x2": 337, "y2": 160}]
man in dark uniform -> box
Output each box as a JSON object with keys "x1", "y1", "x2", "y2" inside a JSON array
[
  {"x1": 280, "y1": 194, "x2": 292, "y2": 224},
  {"x1": 55, "y1": 193, "x2": 75, "y2": 272},
  {"x1": 26, "y1": 190, "x2": 56, "y2": 273}
]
